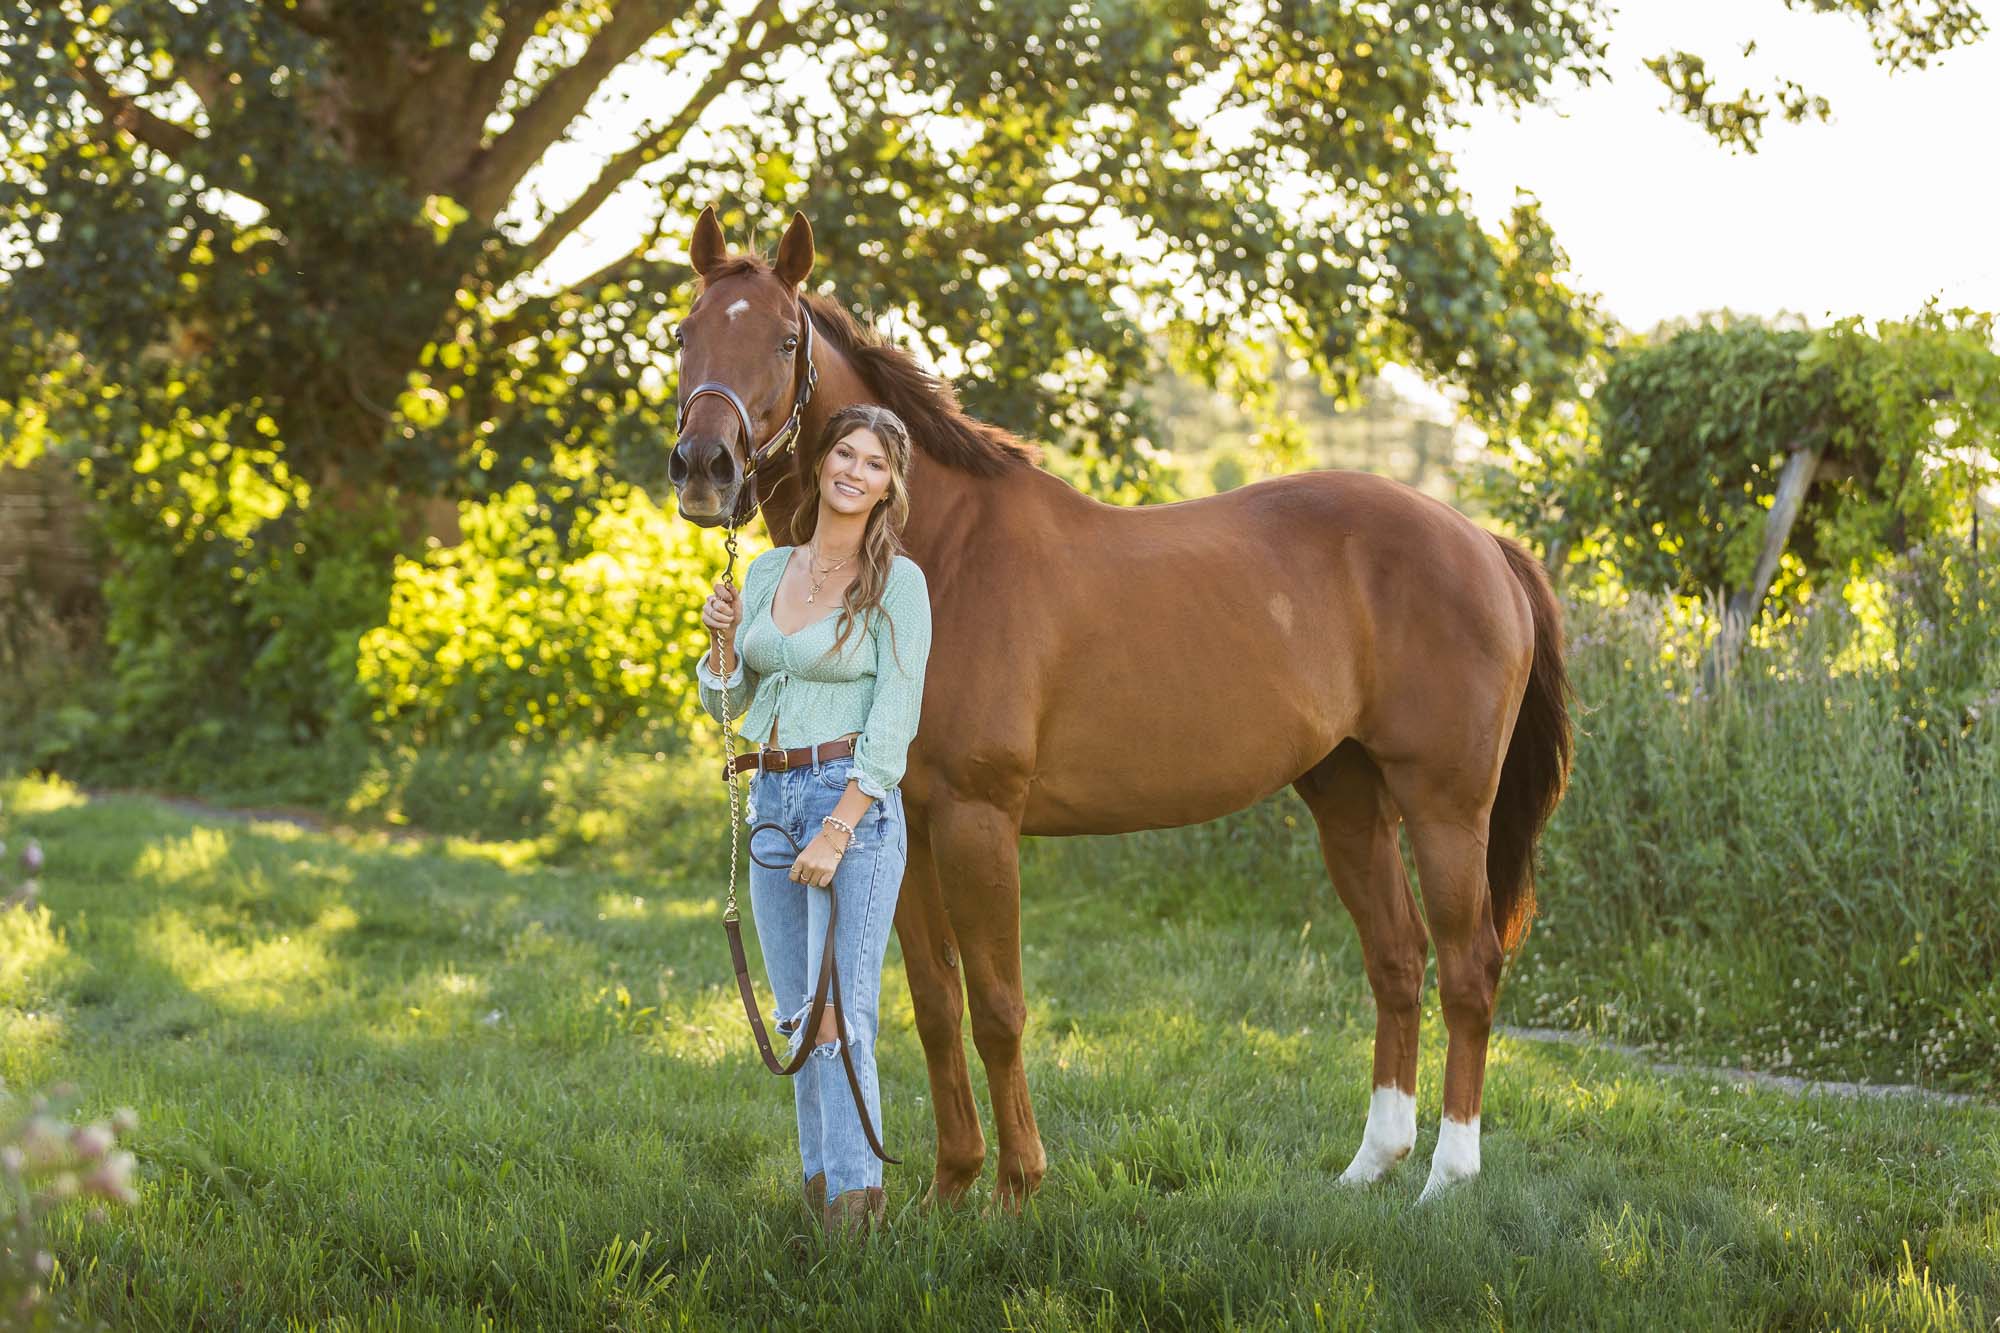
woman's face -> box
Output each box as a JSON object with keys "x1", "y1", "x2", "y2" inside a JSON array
[{"x1": 818, "y1": 427, "x2": 893, "y2": 518}]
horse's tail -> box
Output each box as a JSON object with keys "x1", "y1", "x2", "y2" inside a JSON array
[{"x1": 1487, "y1": 534, "x2": 1575, "y2": 954}]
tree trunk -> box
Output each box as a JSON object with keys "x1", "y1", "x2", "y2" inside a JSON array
[{"x1": 1703, "y1": 441, "x2": 1824, "y2": 685}]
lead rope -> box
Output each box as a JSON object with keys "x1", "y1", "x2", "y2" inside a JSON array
[
  {"x1": 713, "y1": 523, "x2": 897, "y2": 1164},
  {"x1": 718, "y1": 527, "x2": 744, "y2": 929}
]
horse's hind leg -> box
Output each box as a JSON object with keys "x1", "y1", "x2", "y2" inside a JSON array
[
  {"x1": 1294, "y1": 742, "x2": 1428, "y2": 1185},
  {"x1": 1383, "y1": 772, "x2": 1505, "y2": 1203}
]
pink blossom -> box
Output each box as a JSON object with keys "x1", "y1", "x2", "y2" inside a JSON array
[
  {"x1": 82, "y1": 1151, "x2": 138, "y2": 1206},
  {"x1": 71, "y1": 1123, "x2": 114, "y2": 1161}
]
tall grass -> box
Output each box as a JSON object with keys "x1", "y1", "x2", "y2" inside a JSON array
[{"x1": 1508, "y1": 552, "x2": 2000, "y2": 1090}]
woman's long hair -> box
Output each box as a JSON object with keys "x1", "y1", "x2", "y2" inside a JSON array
[{"x1": 786, "y1": 403, "x2": 915, "y2": 664}]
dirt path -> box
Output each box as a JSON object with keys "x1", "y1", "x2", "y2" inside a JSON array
[
  {"x1": 84, "y1": 786, "x2": 437, "y2": 844},
  {"x1": 1498, "y1": 1024, "x2": 1985, "y2": 1108}
]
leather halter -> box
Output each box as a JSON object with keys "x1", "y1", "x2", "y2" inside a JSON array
[{"x1": 674, "y1": 299, "x2": 820, "y2": 521}]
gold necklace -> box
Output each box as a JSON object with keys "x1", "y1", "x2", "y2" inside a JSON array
[{"x1": 805, "y1": 540, "x2": 857, "y2": 604}]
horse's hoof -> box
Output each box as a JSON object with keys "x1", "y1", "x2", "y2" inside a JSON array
[
  {"x1": 1416, "y1": 1116, "x2": 1481, "y2": 1202},
  {"x1": 1336, "y1": 1087, "x2": 1417, "y2": 1186}
]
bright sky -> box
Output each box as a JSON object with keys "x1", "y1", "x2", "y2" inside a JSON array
[{"x1": 1445, "y1": 0, "x2": 2000, "y2": 333}]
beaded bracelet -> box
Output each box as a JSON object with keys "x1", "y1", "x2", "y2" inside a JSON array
[{"x1": 821, "y1": 814, "x2": 856, "y2": 853}]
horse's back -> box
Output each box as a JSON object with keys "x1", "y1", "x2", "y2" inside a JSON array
[{"x1": 975, "y1": 468, "x2": 1526, "y2": 834}]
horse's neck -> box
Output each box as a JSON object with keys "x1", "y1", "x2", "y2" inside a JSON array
[{"x1": 773, "y1": 341, "x2": 1088, "y2": 587}]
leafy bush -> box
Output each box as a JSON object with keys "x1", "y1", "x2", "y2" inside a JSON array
[
  {"x1": 0, "y1": 589, "x2": 106, "y2": 775},
  {"x1": 1486, "y1": 306, "x2": 2000, "y2": 600},
  {"x1": 357, "y1": 481, "x2": 746, "y2": 746},
  {"x1": 17, "y1": 368, "x2": 406, "y2": 758}
]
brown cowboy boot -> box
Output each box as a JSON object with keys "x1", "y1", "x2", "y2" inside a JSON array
[
  {"x1": 821, "y1": 1185, "x2": 886, "y2": 1239},
  {"x1": 803, "y1": 1171, "x2": 826, "y2": 1219}
]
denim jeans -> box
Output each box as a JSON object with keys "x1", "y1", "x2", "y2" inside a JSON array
[{"x1": 746, "y1": 750, "x2": 907, "y2": 1197}]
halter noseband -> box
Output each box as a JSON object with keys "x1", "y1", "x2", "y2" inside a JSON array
[{"x1": 674, "y1": 299, "x2": 820, "y2": 522}]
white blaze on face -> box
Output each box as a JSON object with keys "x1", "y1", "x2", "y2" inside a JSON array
[
  {"x1": 1338, "y1": 1085, "x2": 1417, "y2": 1185},
  {"x1": 724, "y1": 299, "x2": 750, "y2": 320},
  {"x1": 1418, "y1": 1115, "x2": 1481, "y2": 1202}
]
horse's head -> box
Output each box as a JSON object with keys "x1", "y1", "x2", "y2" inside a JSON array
[{"x1": 667, "y1": 205, "x2": 818, "y2": 527}]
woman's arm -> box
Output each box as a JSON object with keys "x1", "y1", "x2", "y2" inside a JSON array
[
  {"x1": 849, "y1": 560, "x2": 933, "y2": 800},
  {"x1": 695, "y1": 635, "x2": 760, "y2": 724},
  {"x1": 694, "y1": 552, "x2": 773, "y2": 723}
]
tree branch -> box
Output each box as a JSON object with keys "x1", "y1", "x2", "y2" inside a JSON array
[
  {"x1": 460, "y1": 3, "x2": 548, "y2": 134},
  {"x1": 176, "y1": 54, "x2": 235, "y2": 117},
  {"x1": 485, "y1": 245, "x2": 686, "y2": 348},
  {"x1": 510, "y1": 0, "x2": 796, "y2": 276},
  {"x1": 73, "y1": 58, "x2": 201, "y2": 161},
  {"x1": 256, "y1": 0, "x2": 339, "y2": 40},
  {"x1": 458, "y1": 0, "x2": 691, "y2": 220}
]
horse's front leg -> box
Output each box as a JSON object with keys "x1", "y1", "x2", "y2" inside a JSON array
[
  {"x1": 929, "y1": 795, "x2": 1045, "y2": 1206},
  {"x1": 892, "y1": 803, "x2": 987, "y2": 1205}
]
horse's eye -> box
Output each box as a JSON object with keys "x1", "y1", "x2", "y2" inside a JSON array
[
  {"x1": 781, "y1": 334, "x2": 799, "y2": 354},
  {"x1": 671, "y1": 324, "x2": 684, "y2": 346}
]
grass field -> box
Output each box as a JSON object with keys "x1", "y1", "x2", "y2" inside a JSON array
[{"x1": 4, "y1": 768, "x2": 1996, "y2": 1331}]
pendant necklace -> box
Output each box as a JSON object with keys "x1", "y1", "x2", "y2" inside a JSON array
[{"x1": 805, "y1": 540, "x2": 856, "y2": 604}]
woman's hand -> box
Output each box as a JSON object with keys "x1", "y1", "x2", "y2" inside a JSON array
[
  {"x1": 788, "y1": 830, "x2": 849, "y2": 889},
  {"x1": 700, "y1": 578, "x2": 741, "y2": 668}
]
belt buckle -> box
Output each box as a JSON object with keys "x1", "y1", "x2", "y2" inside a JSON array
[{"x1": 759, "y1": 743, "x2": 789, "y2": 773}]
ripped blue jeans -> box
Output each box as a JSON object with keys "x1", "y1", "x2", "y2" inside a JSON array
[{"x1": 746, "y1": 750, "x2": 907, "y2": 1198}]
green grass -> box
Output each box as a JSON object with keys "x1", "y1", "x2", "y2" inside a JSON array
[{"x1": 4, "y1": 769, "x2": 1996, "y2": 1331}]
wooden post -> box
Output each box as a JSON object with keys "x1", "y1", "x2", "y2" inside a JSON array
[{"x1": 1704, "y1": 441, "x2": 1825, "y2": 685}]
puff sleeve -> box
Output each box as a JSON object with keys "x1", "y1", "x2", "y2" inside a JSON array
[
  {"x1": 849, "y1": 559, "x2": 932, "y2": 799},
  {"x1": 694, "y1": 549, "x2": 778, "y2": 724}
]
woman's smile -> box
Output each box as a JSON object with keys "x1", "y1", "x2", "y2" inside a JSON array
[{"x1": 819, "y1": 426, "x2": 890, "y2": 511}]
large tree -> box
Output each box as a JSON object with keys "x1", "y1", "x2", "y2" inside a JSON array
[{"x1": 0, "y1": 0, "x2": 1983, "y2": 736}]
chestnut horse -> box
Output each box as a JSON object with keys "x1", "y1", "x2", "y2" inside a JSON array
[{"x1": 668, "y1": 207, "x2": 1573, "y2": 1205}]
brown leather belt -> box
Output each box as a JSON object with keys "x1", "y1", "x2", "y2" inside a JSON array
[{"x1": 721, "y1": 735, "x2": 856, "y2": 782}]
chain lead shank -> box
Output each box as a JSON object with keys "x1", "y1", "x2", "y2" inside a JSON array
[{"x1": 719, "y1": 527, "x2": 743, "y2": 924}]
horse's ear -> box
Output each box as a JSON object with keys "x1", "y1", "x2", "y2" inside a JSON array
[
  {"x1": 690, "y1": 204, "x2": 727, "y2": 280},
  {"x1": 774, "y1": 210, "x2": 815, "y2": 288}
]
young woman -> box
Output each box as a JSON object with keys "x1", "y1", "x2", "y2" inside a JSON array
[{"x1": 695, "y1": 403, "x2": 931, "y2": 1238}]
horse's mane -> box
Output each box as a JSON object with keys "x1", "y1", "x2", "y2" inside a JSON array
[{"x1": 702, "y1": 255, "x2": 1043, "y2": 476}]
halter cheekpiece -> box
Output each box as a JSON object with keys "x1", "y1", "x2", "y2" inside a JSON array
[{"x1": 675, "y1": 299, "x2": 820, "y2": 521}]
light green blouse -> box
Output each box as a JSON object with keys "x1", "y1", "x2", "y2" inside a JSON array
[{"x1": 696, "y1": 546, "x2": 932, "y2": 800}]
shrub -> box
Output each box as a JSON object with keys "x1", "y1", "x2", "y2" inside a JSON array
[{"x1": 357, "y1": 482, "x2": 746, "y2": 746}]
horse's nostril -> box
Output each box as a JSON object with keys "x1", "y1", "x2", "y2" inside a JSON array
[
  {"x1": 667, "y1": 445, "x2": 690, "y2": 487},
  {"x1": 704, "y1": 447, "x2": 737, "y2": 487}
]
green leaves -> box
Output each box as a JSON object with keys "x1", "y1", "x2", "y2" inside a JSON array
[
  {"x1": 420, "y1": 193, "x2": 471, "y2": 245},
  {"x1": 1649, "y1": 1, "x2": 1987, "y2": 151},
  {"x1": 1494, "y1": 309, "x2": 2000, "y2": 600},
  {"x1": 356, "y1": 479, "x2": 739, "y2": 743}
]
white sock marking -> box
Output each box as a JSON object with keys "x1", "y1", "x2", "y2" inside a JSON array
[
  {"x1": 1418, "y1": 1115, "x2": 1481, "y2": 1202},
  {"x1": 1338, "y1": 1085, "x2": 1417, "y2": 1185}
]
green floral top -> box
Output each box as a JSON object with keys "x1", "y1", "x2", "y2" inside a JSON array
[{"x1": 696, "y1": 546, "x2": 932, "y2": 800}]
